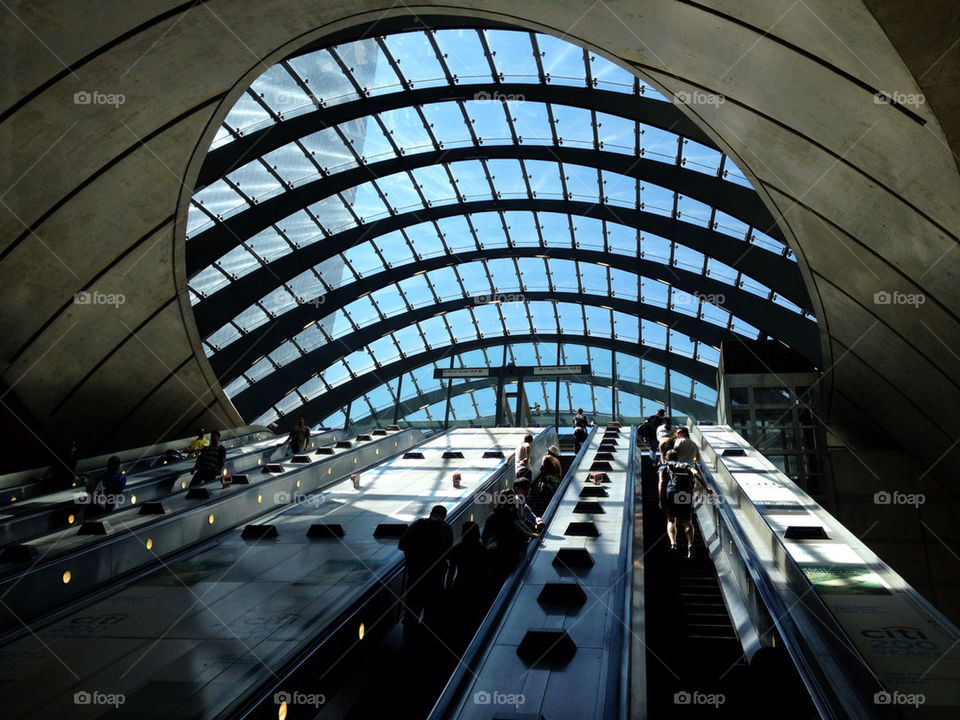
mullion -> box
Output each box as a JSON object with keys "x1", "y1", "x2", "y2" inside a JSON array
[{"x1": 476, "y1": 29, "x2": 501, "y2": 82}]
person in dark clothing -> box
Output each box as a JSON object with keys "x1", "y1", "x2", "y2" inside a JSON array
[
  {"x1": 647, "y1": 408, "x2": 666, "y2": 455},
  {"x1": 190, "y1": 431, "x2": 226, "y2": 486},
  {"x1": 100, "y1": 456, "x2": 127, "y2": 513},
  {"x1": 658, "y1": 449, "x2": 713, "y2": 558},
  {"x1": 573, "y1": 408, "x2": 593, "y2": 452},
  {"x1": 287, "y1": 416, "x2": 311, "y2": 454},
  {"x1": 482, "y1": 490, "x2": 538, "y2": 584},
  {"x1": 445, "y1": 521, "x2": 490, "y2": 645},
  {"x1": 398, "y1": 505, "x2": 454, "y2": 643}
]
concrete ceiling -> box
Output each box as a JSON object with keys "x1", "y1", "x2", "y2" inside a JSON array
[{"x1": 1, "y1": 0, "x2": 958, "y2": 472}]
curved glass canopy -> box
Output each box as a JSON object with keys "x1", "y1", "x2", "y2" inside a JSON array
[{"x1": 185, "y1": 25, "x2": 818, "y2": 430}]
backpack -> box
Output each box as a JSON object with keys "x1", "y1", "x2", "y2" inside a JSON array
[{"x1": 665, "y1": 462, "x2": 694, "y2": 496}]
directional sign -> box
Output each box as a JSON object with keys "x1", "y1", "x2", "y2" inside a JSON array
[
  {"x1": 434, "y1": 364, "x2": 590, "y2": 379},
  {"x1": 437, "y1": 368, "x2": 490, "y2": 378},
  {"x1": 533, "y1": 365, "x2": 586, "y2": 376}
]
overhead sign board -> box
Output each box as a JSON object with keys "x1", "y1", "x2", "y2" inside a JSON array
[
  {"x1": 532, "y1": 365, "x2": 586, "y2": 376},
  {"x1": 437, "y1": 368, "x2": 490, "y2": 378}
]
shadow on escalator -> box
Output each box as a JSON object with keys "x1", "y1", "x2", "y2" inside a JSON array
[
  {"x1": 641, "y1": 454, "x2": 818, "y2": 719},
  {"x1": 337, "y1": 447, "x2": 579, "y2": 720}
]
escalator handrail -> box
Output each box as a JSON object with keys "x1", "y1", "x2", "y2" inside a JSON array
[{"x1": 695, "y1": 458, "x2": 890, "y2": 720}]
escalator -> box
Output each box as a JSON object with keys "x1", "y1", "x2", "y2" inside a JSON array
[{"x1": 640, "y1": 454, "x2": 816, "y2": 718}]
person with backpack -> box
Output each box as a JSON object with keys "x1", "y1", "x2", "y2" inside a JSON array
[
  {"x1": 658, "y1": 449, "x2": 713, "y2": 558},
  {"x1": 190, "y1": 431, "x2": 226, "y2": 486}
]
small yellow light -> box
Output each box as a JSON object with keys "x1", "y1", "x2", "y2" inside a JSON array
[
  {"x1": 358, "y1": 623, "x2": 365, "y2": 640},
  {"x1": 146, "y1": 538, "x2": 153, "y2": 551},
  {"x1": 353, "y1": 457, "x2": 358, "y2": 464},
  {"x1": 181, "y1": 481, "x2": 187, "y2": 490},
  {"x1": 67, "y1": 513, "x2": 75, "y2": 525},
  {"x1": 470, "y1": 513, "x2": 474, "y2": 522},
  {"x1": 257, "y1": 494, "x2": 263, "y2": 504},
  {"x1": 328, "y1": 468, "x2": 332, "y2": 475},
  {"x1": 130, "y1": 495, "x2": 137, "y2": 504},
  {"x1": 395, "y1": 442, "x2": 398, "y2": 448},
  {"x1": 258, "y1": 458, "x2": 262, "y2": 466},
  {"x1": 62, "y1": 570, "x2": 71, "y2": 584},
  {"x1": 376, "y1": 449, "x2": 379, "y2": 455},
  {"x1": 279, "y1": 701, "x2": 288, "y2": 720},
  {"x1": 10, "y1": 496, "x2": 16, "y2": 502},
  {"x1": 296, "y1": 480, "x2": 301, "y2": 488},
  {"x1": 208, "y1": 514, "x2": 215, "y2": 524}
]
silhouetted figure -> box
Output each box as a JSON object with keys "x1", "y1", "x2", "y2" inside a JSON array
[
  {"x1": 513, "y1": 479, "x2": 545, "y2": 533},
  {"x1": 287, "y1": 416, "x2": 311, "y2": 454},
  {"x1": 100, "y1": 456, "x2": 127, "y2": 513},
  {"x1": 190, "y1": 431, "x2": 226, "y2": 486},
  {"x1": 398, "y1": 505, "x2": 453, "y2": 644},
  {"x1": 445, "y1": 521, "x2": 489, "y2": 646},
  {"x1": 482, "y1": 490, "x2": 538, "y2": 585},
  {"x1": 573, "y1": 408, "x2": 592, "y2": 452}
]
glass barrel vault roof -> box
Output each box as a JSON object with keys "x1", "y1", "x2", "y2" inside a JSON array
[{"x1": 184, "y1": 26, "x2": 818, "y2": 429}]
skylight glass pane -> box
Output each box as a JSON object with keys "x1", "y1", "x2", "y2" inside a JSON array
[
  {"x1": 536, "y1": 34, "x2": 586, "y2": 87},
  {"x1": 433, "y1": 29, "x2": 489, "y2": 84},
  {"x1": 381, "y1": 33, "x2": 447, "y2": 88},
  {"x1": 484, "y1": 29, "x2": 539, "y2": 81}
]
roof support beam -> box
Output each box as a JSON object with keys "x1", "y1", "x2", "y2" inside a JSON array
[
  {"x1": 278, "y1": 334, "x2": 715, "y2": 429},
  {"x1": 197, "y1": 85, "x2": 717, "y2": 187},
  {"x1": 187, "y1": 145, "x2": 779, "y2": 273},
  {"x1": 225, "y1": 291, "x2": 736, "y2": 418},
  {"x1": 207, "y1": 246, "x2": 818, "y2": 386},
  {"x1": 192, "y1": 198, "x2": 807, "y2": 329}
]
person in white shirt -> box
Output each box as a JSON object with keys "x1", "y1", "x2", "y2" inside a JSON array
[
  {"x1": 672, "y1": 426, "x2": 701, "y2": 466},
  {"x1": 515, "y1": 433, "x2": 533, "y2": 479}
]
